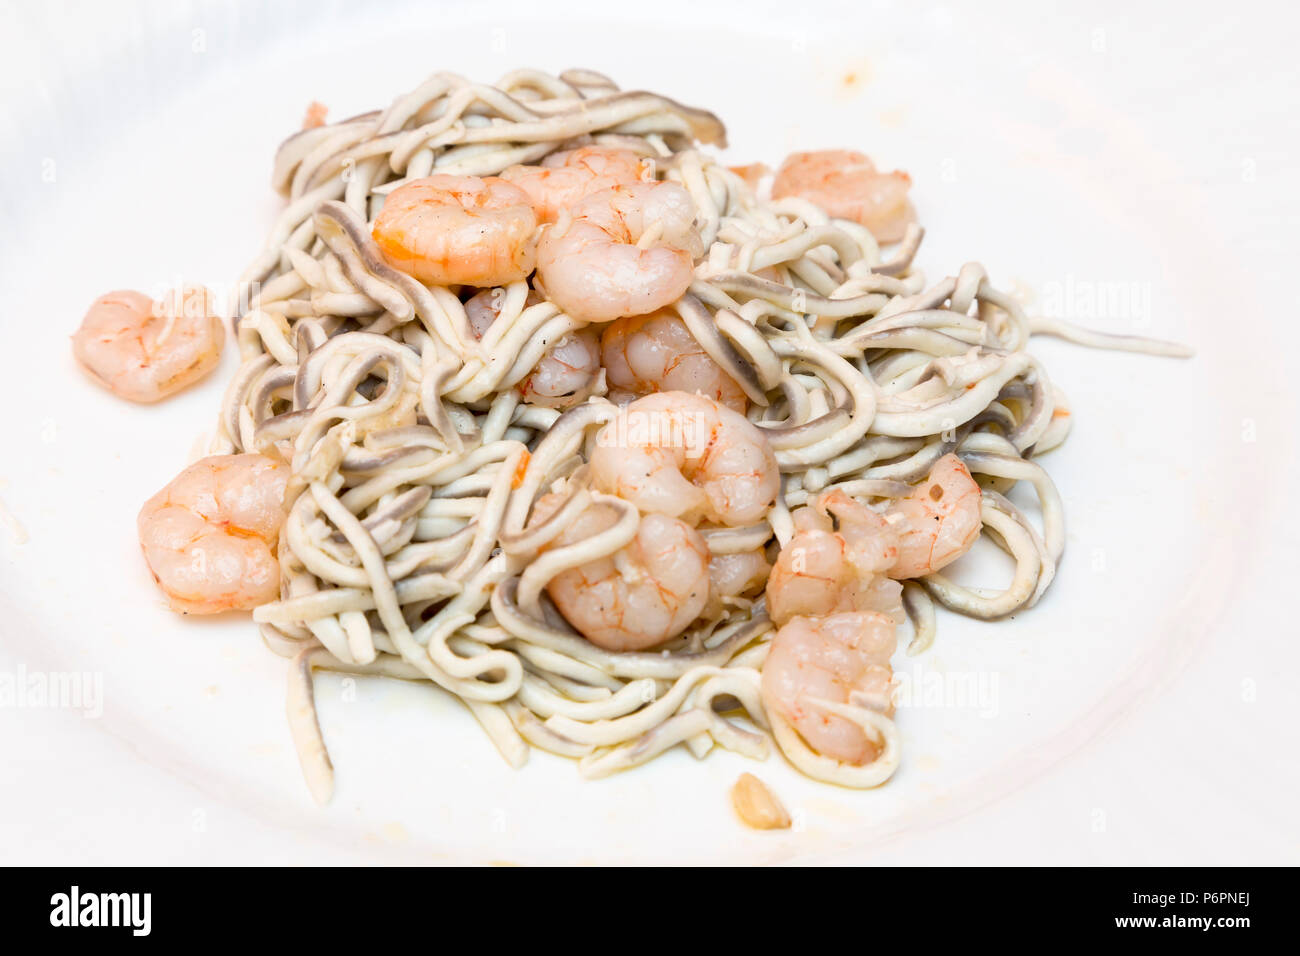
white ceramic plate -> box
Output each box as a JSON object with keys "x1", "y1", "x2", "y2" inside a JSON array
[{"x1": 2, "y1": 0, "x2": 1296, "y2": 865}]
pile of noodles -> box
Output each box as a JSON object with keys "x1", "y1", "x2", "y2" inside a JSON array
[{"x1": 214, "y1": 69, "x2": 1188, "y2": 802}]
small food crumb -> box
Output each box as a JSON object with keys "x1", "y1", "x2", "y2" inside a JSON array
[
  {"x1": 0, "y1": 495, "x2": 29, "y2": 545},
  {"x1": 835, "y1": 61, "x2": 873, "y2": 97},
  {"x1": 381, "y1": 821, "x2": 408, "y2": 842},
  {"x1": 302, "y1": 101, "x2": 329, "y2": 129},
  {"x1": 731, "y1": 772, "x2": 792, "y2": 830},
  {"x1": 878, "y1": 107, "x2": 906, "y2": 129}
]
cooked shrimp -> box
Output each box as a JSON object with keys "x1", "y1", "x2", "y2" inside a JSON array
[
  {"x1": 72, "y1": 287, "x2": 224, "y2": 403},
  {"x1": 539, "y1": 497, "x2": 710, "y2": 651},
  {"x1": 601, "y1": 308, "x2": 748, "y2": 412},
  {"x1": 535, "y1": 182, "x2": 702, "y2": 323},
  {"x1": 885, "y1": 453, "x2": 982, "y2": 579},
  {"x1": 703, "y1": 548, "x2": 771, "y2": 620},
  {"x1": 138, "y1": 454, "x2": 290, "y2": 614},
  {"x1": 589, "y1": 391, "x2": 779, "y2": 527},
  {"x1": 772, "y1": 149, "x2": 915, "y2": 243},
  {"x1": 464, "y1": 289, "x2": 599, "y2": 407},
  {"x1": 766, "y1": 488, "x2": 902, "y2": 625},
  {"x1": 371, "y1": 174, "x2": 538, "y2": 287},
  {"x1": 761, "y1": 611, "x2": 897, "y2": 764},
  {"x1": 501, "y1": 146, "x2": 647, "y2": 223}
]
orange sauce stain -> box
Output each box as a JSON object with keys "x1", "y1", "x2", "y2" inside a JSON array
[{"x1": 511, "y1": 451, "x2": 531, "y2": 489}]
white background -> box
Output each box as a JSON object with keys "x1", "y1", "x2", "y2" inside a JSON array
[{"x1": 0, "y1": 0, "x2": 1297, "y2": 864}]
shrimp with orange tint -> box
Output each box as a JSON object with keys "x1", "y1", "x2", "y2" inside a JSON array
[
  {"x1": 772, "y1": 149, "x2": 915, "y2": 243},
  {"x1": 601, "y1": 308, "x2": 748, "y2": 413},
  {"x1": 885, "y1": 453, "x2": 982, "y2": 579},
  {"x1": 72, "y1": 286, "x2": 224, "y2": 403},
  {"x1": 137, "y1": 454, "x2": 290, "y2": 614},
  {"x1": 766, "y1": 488, "x2": 902, "y2": 626},
  {"x1": 761, "y1": 611, "x2": 897, "y2": 765},
  {"x1": 535, "y1": 182, "x2": 702, "y2": 323},
  {"x1": 535, "y1": 495, "x2": 710, "y2": 651},
  {"x1": 371, "y1": 174, "x2": 539, "y2": 287},
  {"x1": 501, "y1": 145, "x2": 648, "y2": 223},
  {"x1": 464, "y1": 288, "x2": 599, "y2": 407},
  {"x1": 588, "y1": 391, "x2": 779, "y2": 528},
  {"x1": 703, "y1": 548, "x2": 771, "y2": 620}
]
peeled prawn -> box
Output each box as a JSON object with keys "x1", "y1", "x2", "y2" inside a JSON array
[
  {"x1": 885, "y1": 453, "x2": 982, "y2": 579},
  {"x1": 464, "y1": 288, "x2": 599, "y2": 407},
  {"x1": 72, "y1": 287, "x2": 224, "y2": 403},
  {"x1": 766, "y1": 488, "x2": 902, "y2": 626},
  {"x1": 761, "y1": 611, "x2": 897, "y2": 765},
  {"x1": 535, "y1": 182, "x2": 702, "y2": 323},
  {"x1": 703, "y1": 548, "x2": 771, "y2": 620},
  {"x1": 601, "y1": 308, "x2": 747, "y2": 412},
  {"x1": 538, "y1": 496, "x2": 710, "y2": 651},
  {"x1": 137, "y1": 453, "x2": 289, "y2": 614},
  {"x1": 772, "y1": 149, "x2": 915, "y2": 243},
  {"x1": 589, "y1": 391, "x2": 779, "y2": 528},
  {"x1": 501, "y1": 146, "x2": 648, "y2": 223},
  {"x1": 371, "y1": 174, "x2": 539, "y2": 287}
]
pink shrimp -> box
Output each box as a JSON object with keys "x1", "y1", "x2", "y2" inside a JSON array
[
  {"x1": 588, "y1": 391, "x2": 779, "y2": 528},
  {"x1": 371, "y1": 174, "x2": 539, "y2": 287},
  {"x1": 766, "y1": 488, "x2": 903, "y2": 626},
  {"x1": 885, "y1": 454, "x2": 982, "y2": 579},
  {"x1": 137, "y1": 454, "x2": 290, "y2": 614},
  {"x1": 535, "y1": 182, "x2": 702, "y2": 323},
  {"x1": 761, "y1": 611, "x2": 897, "y2": 764},
  {"x1": 772, "y1": 149, "x2": 915, "y2": 243},
  {"x1": 600, "y1": 308, "x2": 748, "y2": 413},
  {"x1": 464, "y1": 288, "x2": 599, "y2": 407},
  {"x1": 501, "y1": 145, "x2": 648, "y2": 223},
  {"x1": 538, "y1": 496, "x2": 710, "y2": 651},
  {"x1": 72, "y1": 286, "x2": 224, "y2": 403}
]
